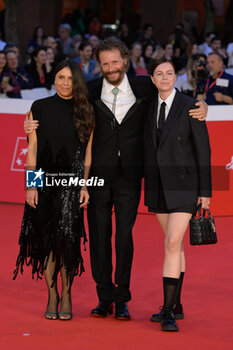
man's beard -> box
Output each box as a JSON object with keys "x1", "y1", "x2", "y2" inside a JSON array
[{"x1": 103, "y1": 67, "x2": 125, "y2": 85}]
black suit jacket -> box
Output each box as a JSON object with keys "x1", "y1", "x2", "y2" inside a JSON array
[
  {"x1": 144, "y1": 90, "x2": 212, "y2": 209},
  {"x1": 88, "y1": 75, "x2": 156, "y2": 181}
]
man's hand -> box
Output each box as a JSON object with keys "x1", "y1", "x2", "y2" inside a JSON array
[
  {"x1": 189, "y1": 101, "x2": 208, "y2": 121},
  {"x1": 24, "y1": 111, "x2": 39, "y2": 134},
  {"x1": 213, "y1": 91, "x2": 223, "y2": 102}
]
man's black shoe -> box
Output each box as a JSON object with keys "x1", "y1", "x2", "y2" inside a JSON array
[
  {"x1": 150, "y1": 304, "x2": 184, "y2": 322},
  {"x1": 161, "y1": 309, "x2": 179, "y2": 331},
  {"x1": 91, "y1": 300, "x2": 113, "y2": 318},
  {"x1": 115, "y1": 302, "x2": 131, "y2": 320}
]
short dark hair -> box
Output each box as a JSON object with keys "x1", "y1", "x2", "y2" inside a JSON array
[
  {"x1": 210, "y1": 36, "x2": 222, "y2": 44},
  {"x1": 79, "y1": 41, "x2": 92, "y2": 51},
  {"x1": 4, "y1": 43, "x2": 19, "y2": 52},
  {"x1": 150, "y1": 58, "x2": 177, "y2": 75},
  {"x1": 198, "y1": 53, "x2": 207, "y2": 61},
  {"x1": 5, "y1": 50, "x2": 17, "y2": 56},
  {"x1": 205, "y1": 31, "x2": 215, "y2": 38},
  {"x1": 143, "y1": 23, "x2": 154, "y2": 31},
  {"x1": 95, "y1": 38, "x2": 129, "y2": 63}
]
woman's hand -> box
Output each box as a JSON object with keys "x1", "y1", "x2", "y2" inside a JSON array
[
  {"x1": 24, "y1": 111, "x2": 39, "y2": 134},
  {"x1": 26, "y1": 189, "x2": 38, "y2": 208},
  {"x1": 79, "y1": 186, "x2": 89, "y2": 208},
  {"x1": 197, "y1": 197, "x2": 210, "y2": 209}
]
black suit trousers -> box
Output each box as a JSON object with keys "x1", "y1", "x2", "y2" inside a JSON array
[{"x1": 87, "y1": 159, "x2": 141, "y2": 303}]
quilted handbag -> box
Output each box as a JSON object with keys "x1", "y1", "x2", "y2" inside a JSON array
[{"x1": 189, "y1": 204, "x2": 217, "y2": 245}]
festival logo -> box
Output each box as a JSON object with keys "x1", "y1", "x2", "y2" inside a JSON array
[
  {"x1": 226, "y1": 156, "x2": 233, "y2": 170},
  {"x1": 11, "y1": 137, "x2": 28, "y2": 171}
]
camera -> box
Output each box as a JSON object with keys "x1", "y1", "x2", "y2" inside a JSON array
[{"x1": 196, "y1": 61, "x2": 206, "y2": 68}]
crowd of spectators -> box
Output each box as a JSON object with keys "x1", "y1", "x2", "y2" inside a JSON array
[{"x1": 0, "y1": 9, "x2": 233, "y2": 105}]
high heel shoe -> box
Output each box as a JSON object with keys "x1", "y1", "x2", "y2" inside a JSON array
[
  {"x1": 59, "y1": 297, "x2": 72, "y2": 321},
  {"x1": 45, "y1": 295, "x2": 60, "y2": 320}
]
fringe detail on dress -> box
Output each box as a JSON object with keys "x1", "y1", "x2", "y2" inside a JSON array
[{"x1": 13, "y1": 148, "x2": 86, "y2": 285}]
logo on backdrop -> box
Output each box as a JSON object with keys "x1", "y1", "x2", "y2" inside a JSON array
[
  {"x1": 26, "y1": 169, "x2": 44, "y2": 188},
  {"x1": 11, "y1": 137, "x2": 28, "y2": 171},
  {"x1": 226, "y1": 156, "x2": 233, "y2": 170}
]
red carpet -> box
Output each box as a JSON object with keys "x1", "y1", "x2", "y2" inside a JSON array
[{"x1": 0, "y1": 203, "x2": 232, "y2": 350}]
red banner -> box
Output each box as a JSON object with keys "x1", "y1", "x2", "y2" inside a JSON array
[{"x1": 0, "y1": 101, "x2": 233, "y2": 216}]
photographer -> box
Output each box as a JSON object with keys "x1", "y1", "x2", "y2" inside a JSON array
[
  {"x1": 196, "y1": 52, "x2": 233, "y2": 105},
  {"x1": 176, "y1": 54, "x2": 208, "y2": 98}
]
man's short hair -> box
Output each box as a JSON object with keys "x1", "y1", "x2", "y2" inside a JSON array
[
  {"x1": 208, "y1": 52, "x2": 224, "y2": 62},
  {"x1": 210, "y1": 36, "x2": 222, "y2": 44},
  {"x1": 205, "y1": 31, "x2": 215, "y2": 38},
  {"x1": 58, "y1": 23, "x2": 71, "y2": 33},
  {"x1": 5, "y1": 50, "x2": 17, "y2": 57},
  {"x1": 4, "y1": 43, "x2": 19, "y2": 52},
  {"x1": 95, "y1": 39, "x2": 129, "y2": 63}
]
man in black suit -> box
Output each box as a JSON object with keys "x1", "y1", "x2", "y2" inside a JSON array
[
  {"x1": 24, "y1": 41, "x2": 207, "y2": 320},
  {"x1": 86, "y1": 40, "x2": 208, "y2": 320}
]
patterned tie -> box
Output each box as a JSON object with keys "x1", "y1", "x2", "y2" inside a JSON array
[{"x1": 111, "y1": 87, "x2": 119, "y2": 129}]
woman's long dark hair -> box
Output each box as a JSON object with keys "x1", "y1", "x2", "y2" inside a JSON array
[{"x1": 55, "y1": 59, "x2": 94, "y2": 143}]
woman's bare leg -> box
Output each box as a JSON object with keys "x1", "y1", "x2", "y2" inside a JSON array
[{"x1": 163, "y1": 213, "x2": 191, "y2": 278}]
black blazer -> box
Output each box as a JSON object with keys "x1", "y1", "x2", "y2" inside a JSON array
[
  {"x1": 144, "y1": 90, "x2": 212, "y2": 209},
  {"x1": 88, "y1": 75, "x2": 156, "y2": 181}
]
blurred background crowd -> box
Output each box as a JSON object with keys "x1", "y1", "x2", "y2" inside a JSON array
[{"x1": 0, "y1": 0, "x2": 233, "y2": 105}]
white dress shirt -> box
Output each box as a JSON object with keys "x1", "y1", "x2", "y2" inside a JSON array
[
  {"x1": 101, "y1": 74, "x2": 136, "y2": 124},
  {"x1": 157, "y1": 88, "x2": 176, "y2": 127}
]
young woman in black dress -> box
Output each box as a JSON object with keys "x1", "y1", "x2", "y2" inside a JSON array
[{"x1": 14, "y1": 60, "x2": 94, "y2": 320}]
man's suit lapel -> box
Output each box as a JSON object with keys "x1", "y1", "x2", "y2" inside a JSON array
[
  {"x1": 91, "y1": 77, "x2": 115, "y2": 120},
  {"x1": 158, "y1": 91, "x2": 185, "y2": 147},
  {"x1": 121, "y1": 76, "x2": 143, "y2": 124},
  {"x1": 91, "y1": 75, "x2": 144, "y2": 123}
]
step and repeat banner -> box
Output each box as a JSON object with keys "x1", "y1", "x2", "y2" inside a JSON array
[{"x1": 0, "y1": 99, "x2": 233, "y2": 216}]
